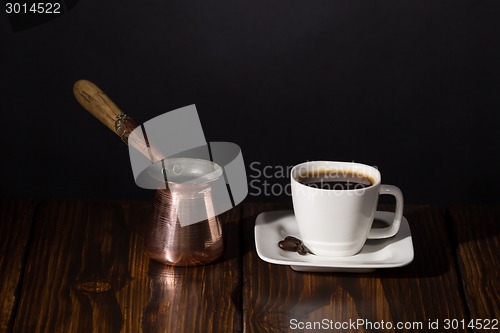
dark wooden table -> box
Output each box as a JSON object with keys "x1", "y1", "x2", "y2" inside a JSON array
[{"x1": 0, "y1": 199, "x2": 498, "y2": 332}]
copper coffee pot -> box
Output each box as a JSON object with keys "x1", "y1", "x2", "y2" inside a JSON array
[{"x1": 73, "y1": 80, "x2": 223, "y2": 265}]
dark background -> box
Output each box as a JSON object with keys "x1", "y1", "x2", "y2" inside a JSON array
[{"x1": 1, "y1": 0, "x2": 499, "y2": 206}]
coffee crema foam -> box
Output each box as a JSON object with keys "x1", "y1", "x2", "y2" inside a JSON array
[{"x1": 295, "y1": 169, "x2": 376, "y2": 191}]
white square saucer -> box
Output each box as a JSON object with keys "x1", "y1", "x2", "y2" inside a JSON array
[{"x1": 255, "y1": 210, "x2": 414, "y2": 273}]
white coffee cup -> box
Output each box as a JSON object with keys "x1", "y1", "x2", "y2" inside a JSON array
[{"x1": 291, "y1": 161, "x2": 403, "y2": 257}]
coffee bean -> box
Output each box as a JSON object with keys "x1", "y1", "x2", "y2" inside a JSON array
[
  {"x1": 278, "y1": 235, "x2": 313, "y2": 255},
  {"x1": 284, "y1": 236, "x2": 302, "y2": 246},
  {"x1": 297, "y1": 244, "x2": 308, "y2": 255},
  {"x1": 302, "y1": 244, "x2": 312, "y2": 255},
  {"x1": 278, "y1": 239, "x2": 298, "y2": 251}
]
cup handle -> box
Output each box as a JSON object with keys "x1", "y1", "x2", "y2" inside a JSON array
[{"x1": 367, "y1": 185, "x2": 404, "y2": 239}]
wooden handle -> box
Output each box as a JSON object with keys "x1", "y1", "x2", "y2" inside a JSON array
[
  {"x1": 73, "y1": 80, "x2": 126, "y2": 134},
  {"x1": 73, "y1": 80, "x2": 164, "y2": 162}
]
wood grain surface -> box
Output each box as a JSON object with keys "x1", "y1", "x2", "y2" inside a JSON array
[
  {"x1": 242, "y1": 203, "x2": 468, "y2": 333},
  {"x1": 0, "y1": 199, "x2": 36, "y2": 333},
  {"x1": 2, "y1": 200, "x2": 496, "y2": 333},
  {"x1": 450, "y1": 205, "x2": 500, "y2": 322},
  {"x1": 12, "y1": 200, "x2": 242, "y2": 333}
]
